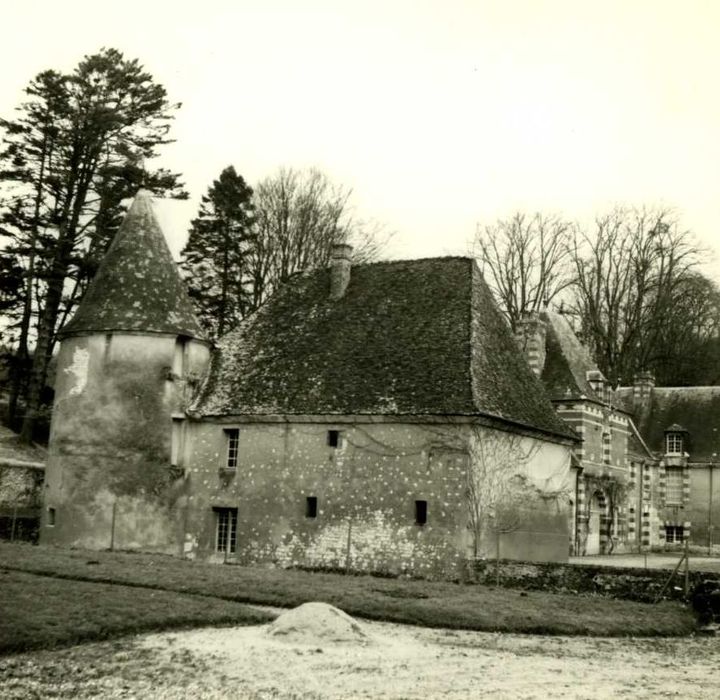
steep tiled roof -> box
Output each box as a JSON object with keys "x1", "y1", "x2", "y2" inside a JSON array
[
  {"x1": 540, "y1": 310, "x2": 601, "y2": 401},
  {"x1": 61, "y1": 190, "x2": 206, "y2": 340},
  {"x1": 196, "y1": 257, "x2": 574, "y2": 441},
  {"x1": 616, "y1": 386, "x2": 720, "y2": 461}
]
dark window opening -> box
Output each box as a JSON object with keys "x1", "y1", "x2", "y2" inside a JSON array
[
  {"x1": 665, "y1": 525, "x2": 684, "y2": 544},
  {"x1": 47, "y1": 507, "x2": 56, "y2": 527},
  {"x1": 415, "y1": 500, "x2": 427, "y2": 526},
  {"x1": 224, "y1": 428, "x2": 239, "y2": 469},
  {"x1": 173, "y1": 336, "x2": 189, "y2": 378},
  {"x1": 306, "y1": 496, "x2": 318, "y2": 518},
  {"x1": 327, "y1": 430, "x2": 342, "y2": 448},
  {"x1": 171, "y1": 418, "x2": 184, "y2": 467},
  {"x1": 215, "y1": 507, "x2": 237, "y2": 554}
]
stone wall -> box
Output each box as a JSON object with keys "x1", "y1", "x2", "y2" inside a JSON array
[
  {"x1": 42, "y1": 332, "x2": 209, "y2": 552},
  {"x1": 181, "y1": 419, "x2": 572, "y2": 577},
  {"x1": 464, "y1": 557, "x2": 720, "y2": 604}
]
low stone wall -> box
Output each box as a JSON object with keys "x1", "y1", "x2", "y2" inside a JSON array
[{"x1": 463, "y1": 558, "x2": 720, "y2": 605}]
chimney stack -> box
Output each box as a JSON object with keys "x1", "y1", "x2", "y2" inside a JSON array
[
  {"x1": 515, "y1": 312, "x2": 547, "y2": 377},
  {"x1": 633, "y1": 371, "x2": 655, "y2": 401},
  {"x1": 329, "y1": 242, "x2": 353, "y2": 299}
]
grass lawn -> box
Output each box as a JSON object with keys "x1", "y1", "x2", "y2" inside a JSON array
[
  {"x1": 0, "y1": 568, "x2": 273, "y2": 655},
  {"x1": 0, "y1": 541, "x2": 698, "y2": 651}
]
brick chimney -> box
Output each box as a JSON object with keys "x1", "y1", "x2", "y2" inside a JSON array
[
  {"x1": 633, "y1": 371, "x2": 655, "y2": 402},
  {"x1": 515, "y1": 312, "x2": 546, "y2": 377},
  {"x1": 330, "y1": 242, "x2": 353, "y2": 300}
]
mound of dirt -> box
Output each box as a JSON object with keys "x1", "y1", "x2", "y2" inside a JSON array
[{"x1": 266, "y1": 602, "x2": 370, "y2": 645}]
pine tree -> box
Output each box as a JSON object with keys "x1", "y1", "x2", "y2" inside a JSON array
[
  {"x1": 180, "y1": 166, "x2": 255, "y2": 338},
  {"x1": 0, "y1": 49, "x2": 186, "y2": 440}
]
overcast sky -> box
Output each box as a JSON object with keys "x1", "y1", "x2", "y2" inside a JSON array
[{"x1": 2, "y1": 0, "x2": 719, "y2": 274}]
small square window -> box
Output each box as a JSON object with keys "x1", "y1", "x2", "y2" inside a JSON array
[
  {"x1": 665, "y1": 525, "x2": 684, "y2": 543},
  {"x1": 415, "y1": 500, "x2": 427, "y2": 526},
  {"x1": 224, "y1": 428, "x2": 239, "y2": 469},
  {"x1": 47, "y1": 507, "x2": 56, "y2": 527},
  {"x1": 327, "y1": 430, "x2": 342, "y2": 448},
  {"x1": 306, "y1": 496, "x2": 318, "y2": 518}
]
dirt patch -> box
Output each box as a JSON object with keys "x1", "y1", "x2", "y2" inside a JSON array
[
  {"x1": 266, "y1": 602, "x2": 371, "y2": 645},
  {"x1": 2, "y1": 614, "x2": 719, "y2": 699}
]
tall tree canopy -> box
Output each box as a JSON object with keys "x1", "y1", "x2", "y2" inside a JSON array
[
  {"x1": 474, "y1": 206, "x2": 720, "y2": 387},
  {"x1": 180, "y1": 166, "x2": 255, "y2": 339},
  {"x1": 0, "y1": 48, "x2": 186, "y2": 440},
  {"x1": 570, "y1": 207, "x2": 717, "y2": 386},
  {"x1": 181, "y1": 166, "x2": 391, "y2": 334},
  {"x1": 249, "y1": 167, "x2": 388, "y2": 310},
  {"x1": 473, "y1": 212, "x2": 572, "y2": 330}
]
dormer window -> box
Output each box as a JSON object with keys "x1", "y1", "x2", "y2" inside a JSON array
[{"x1": 666, "y1": 432, "x2": 683, "y2": 455}]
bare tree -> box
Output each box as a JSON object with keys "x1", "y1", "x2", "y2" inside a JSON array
[
  {"x1": 472, "y1": 212, "x2": 573, "y2": 329},
  {"x1": 465, "y1": 429, "x2": 540, "y2": 562},
  {"x1": 569, "y1": 206, "x2": 703, "y2": 386},
  {"x1": 249, "y1": 167, "x2": 390, "y2": 310}
]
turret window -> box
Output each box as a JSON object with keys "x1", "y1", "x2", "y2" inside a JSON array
[
  {"x1": 666, "y1": 433, "x2": 683, "y2": 455},
  {"x1": 173, "y1": 336, "x2": 188, "y2": 378}
]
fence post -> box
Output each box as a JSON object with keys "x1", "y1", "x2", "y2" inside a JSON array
[
  {"x1": 109, "y1": 499, "x2": 117, "y2": 551},
  {"x1": 10, "y1": 503, "x2": 18, "y2": 542}
]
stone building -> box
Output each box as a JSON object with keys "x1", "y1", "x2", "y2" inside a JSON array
[
  {"x1": 615, "y1": 379, "x2": 720, "y2": 553},
  {"x1": 518, "y1": 305, "x2": 720, "y2": 557},
  {"x1": 516, "y1": 310, "x2": 637, "y2": 555},
  {"x1": 41, "y1": 191, "x2": 577, "y2": 576}
]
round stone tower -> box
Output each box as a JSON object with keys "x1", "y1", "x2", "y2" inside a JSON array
[{"x1": 41, "y1": 190, "x2": 211, "y2": 553}]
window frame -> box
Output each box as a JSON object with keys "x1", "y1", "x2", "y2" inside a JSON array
[
  {"x1": 664, "y1": 467, "x2": 683, "y2": 505},
  {"x1": 224, "y1": 428, "x2": 240, "y2": 470},
  {"x1": 215, "y1": 507, "x2": 238, "y2": 555},
  {"x1": 666, "y1": 432, "x2": 683, "y2": 455},
  {"x1": 665, "y1": 525, "x2": 684, "y2": 544}
]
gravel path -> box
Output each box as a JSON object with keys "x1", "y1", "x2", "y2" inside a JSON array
[{"x1": 1, "y1": 616, "x2": 719, "y2": 699}]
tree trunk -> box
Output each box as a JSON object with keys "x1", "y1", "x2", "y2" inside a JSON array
[{"x1": 19, "y1": 243, "x2": 71, "y2": 443}]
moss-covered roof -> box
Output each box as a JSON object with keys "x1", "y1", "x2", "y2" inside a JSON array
[
  {"x1": 540, "y1": 310, "x2": 601, "y2": 401},
  {"x1": 61, "y1": 190, "x2": 206, "y2": 340},
  {"x1": 616, "y1": 386, "x2": 720, "y2": 460},
  {"x1": 195, "y1": 257, "x2": 573, "y2": 440}
]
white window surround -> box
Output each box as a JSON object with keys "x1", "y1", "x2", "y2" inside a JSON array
[{"x1": 665, "y1": 432, "x2": 683, "y2": 455}]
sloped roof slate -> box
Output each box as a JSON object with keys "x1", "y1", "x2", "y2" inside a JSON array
[
  {"x1": 61, "y1": 190, "x2": 206, "y2": 341},
  {"x1": 196, "y1": 257, "x2": 573, "y2": 440},
  {"x1": 616, "y1": 386, "x2": 720, "y2": 460},
  {"x1": 540, "y1": 310, "x2": 601, "y2": 401}
]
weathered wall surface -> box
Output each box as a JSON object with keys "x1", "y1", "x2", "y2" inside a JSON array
[
  {"x1": 466, "y1": 429, "x2": 571, "y2": 563},
  {"x1": 182, "y1": 420, "x2": 572, "y2": 575},
  {"x1": 680, "y1": 465, "x2": 720, "y2": 552},
  {"x1": 183, "y1": 420, "x2": 474, "y2": 576},
  {"x1": 42, "y1": 332, "x2": 209, "y2": 552}
]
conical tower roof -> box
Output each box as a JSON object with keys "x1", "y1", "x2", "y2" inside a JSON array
[{"x1": 61, "y1": 190, "x2": 206, "y2": 341}]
